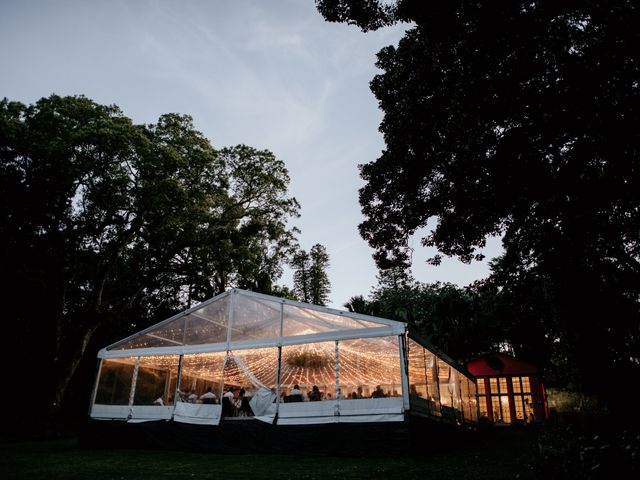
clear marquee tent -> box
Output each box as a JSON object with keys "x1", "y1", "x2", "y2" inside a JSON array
[{"x1": 91, "y1": 289, "x2": 478, "y2": 427}]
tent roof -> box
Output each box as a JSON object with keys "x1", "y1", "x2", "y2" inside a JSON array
[{"x1": 100, "y1": 289, "x2": 406, "y2": 358}]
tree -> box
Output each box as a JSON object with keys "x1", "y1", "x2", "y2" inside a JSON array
[
  {"x1": 291, "y1": 250, "x2": 311, "y2": 303},
  {"x1": 345, "y1": 277, "x2": 510, "y2": 364},
  {"x1": 309, "y1": 244, "x2": 331, "y2": 306},
  {"x1": 0, "y1": 95, "x2": 299, "y2": 425},
  {"x1": 317, "y1": 1, "x2": 640, "y2": 405},
  {"x1": 291, "y1": 244, "x2": 331, "y2": 305}
]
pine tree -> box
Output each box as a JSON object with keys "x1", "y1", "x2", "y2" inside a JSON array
[
  {"x1": 291, "y1": 250, "x2": 311, "y2": 303},
  {"x1": 291, "y1": 244, "x2": 331, "y2": 305},
  {"x1": 309, "y1": 244, "x2": 331, "y2": 306}
]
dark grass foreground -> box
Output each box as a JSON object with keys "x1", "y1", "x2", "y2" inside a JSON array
[{"x1": 0, "y1": 428, "x2": 537, "y2": 480}]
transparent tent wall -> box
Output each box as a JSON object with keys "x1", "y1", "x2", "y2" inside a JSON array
[
  {"x1": 94, "y1": 357, "x2": 137, "y2": 405},
  {"x1": 339, "y1": 336, "x2": 403, "y2": 399},
  {"x1": 280, "y1": 341, "x2": 336, "y2": 401},
  {"x1": 408, "y1": 338, "x2": 428, "y2": 399},
  {"x1": 93, "y1": 334, "x2": 410, "y2": 420},
  {"x1": 133, "y1": 355, "x2": 180, "y2": 406},
  {"x1": 178, "y1": 352, "x2": 226, "y2": 403},
  {"x1": 468, "y1": 377, "x2": 478, "y2": 422},
  {"x1": 222, "y1": 347, "x2": 279, "y2": 396},
  {"x1": 460, "y1": 375, "x2": 471, "y2": 421},
  {"x1": 408, "y1": 337, "x2": 479, "y2": 422},
  {"x1": 408, "y1": 338, "x2": 441, "y2": 415}
]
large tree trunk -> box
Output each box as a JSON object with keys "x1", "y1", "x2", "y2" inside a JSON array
[{"x1": 49, "y1": 324, "x2": 99, "y2": 422}]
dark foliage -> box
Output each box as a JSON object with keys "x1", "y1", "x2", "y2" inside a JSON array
[
  {"x1": 318, "y1": 0, "x2": 640, "y2": 409},
  {"x1": 0, "y1": 95, "x2": 299, "y2": 430}
]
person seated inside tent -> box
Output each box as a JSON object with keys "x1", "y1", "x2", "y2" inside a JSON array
[
  {"x1": 200, "y1": 387, "x2": 217, "y2": 404},
  {"x1": 284, "y1": 384, "x2": 303, "y2": 402},
  {"x1": 222, "y1": 388, "x2": 235, "y2": 416},
  {"x1": 187, "y1": 390, "x2": 198, "y2": 403},
  {"x1": 153, "y1": 394, "x2": 164, "y2": 406},
  {"x1": 238, "y1": 388, "x2": 254, "y2": 416},
  {"x1": 371, "y1": 385, "x2": 386, "y2": 398},
  {"x1": 308, "y1": 385, "x2": 322, "y2": 401},
  {"x1": 232, "y1": 387, "x2": 242, "y2": 410},
  {"x1": 176, "y1": 388, "x2": 187, "y2": 402},
  {"x1": 350, "y1": 386, "x2": 364, "y2": 399}
]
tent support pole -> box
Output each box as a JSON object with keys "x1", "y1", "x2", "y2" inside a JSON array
[
  {"x1": 87, "y1": 358, "x2": 103, "y2": 416},
  {"x1": 399, "y1": 333, "x2": 410, "y2": 412},
  {"x1": 336, "y1": 340, "x2": 342, "y2": 404},
  {"x1": 275, "y1": 345, "x2": 282, "y2": 424},
  {"x1": 128, "y1": 358, "x2": 140, "y2": 417},
  {"x1": 174, "y1": 354, "x2": 184, "y2": 408}
]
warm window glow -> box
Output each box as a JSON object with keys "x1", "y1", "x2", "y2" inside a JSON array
[
  {"x1": 477, "y1": 379, "x2": 486, "y2": 395},
  {"x1": 489, "y1": 377, "x2": 498, "y2": 394},
  {"x1": 521, "y1": 376, "x2": 531, "y2": 393},
  {"x1": 524, "y1": 394, "x2": 533, "y2": 421},
  {"x1": 491, "y1": 396, "x2": 501, "y2": 421},
  {"x1": 479, "y1": 398, "x2": 489, "y2": 418},
  {"x1": 514, "y1": 396, "x2": 525, "y2": 420},
  {"x1": 500, "y1": 395, "x2": 511, "y2": 423},
  {"x1": 499, "y1": 377, "x2": 508, "y2": 393}
]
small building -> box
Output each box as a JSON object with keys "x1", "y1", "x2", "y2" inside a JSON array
[{"x1": 467, "y1": 353, "x2": 548, "y2": 424}]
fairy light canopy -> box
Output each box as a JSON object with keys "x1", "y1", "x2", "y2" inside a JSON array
[{"x1": 99, "y1": 289, "x2": 406, "y2": 359}]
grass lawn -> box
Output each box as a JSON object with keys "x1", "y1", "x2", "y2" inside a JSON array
[{"x1": 0, "y1": 428, "x2": 537, "y2": 480}]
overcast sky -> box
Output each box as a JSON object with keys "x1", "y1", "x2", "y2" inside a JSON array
[{"x1": 1, "y1": 0, "x2": 501, "y2": 308}]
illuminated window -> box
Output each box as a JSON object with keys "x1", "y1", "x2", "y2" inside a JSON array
[
  {"x1": 510, "y1": 377, "x2": 533, "y2": 422},
  {"x1": 499, "y1": 377, "x2": 509, "y2": 393},
  {"x1": 479, "y1": 397, "x2": 489, "y2": 418},
  {"x1": 491, "y1": 396, "x2": 502, "y2": 421},
  {"x1": 512, "y1": 377, "x2": 521, "y2": 393},
  {"x1": 485, "y1": 376, "x2": 513, "y2": 423},
  {"x1": 524, "y1": 394, "x2": 534, "y2": 421},
  {"x1": 500, "y1": 395, "x2": 511, "y2": 423},
  {"x1": 489, "y1": 377, "x2": 498, "y2": 394},
  {"x1": 514, "y1": 396, "x2": 525, "y2": 420},
  {"x1": 477, "y1": 380, "x2": 486, "y2": 395}
]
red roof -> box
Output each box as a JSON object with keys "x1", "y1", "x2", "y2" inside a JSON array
[{"x1": 467, "y1": 353, "x2": 538, "y2": 377}]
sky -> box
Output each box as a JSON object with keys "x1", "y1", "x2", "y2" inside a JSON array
[{"x1": 0, "y1": 0, "x2": 501, "y2": 308}]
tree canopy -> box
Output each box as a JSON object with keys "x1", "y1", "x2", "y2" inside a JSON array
[
  {"x1": 0, "y1": 95, "x2": 299, "y2": 424},
  {"x1": 318, "y1": 0, "x2": 640, "y2": 405}
]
